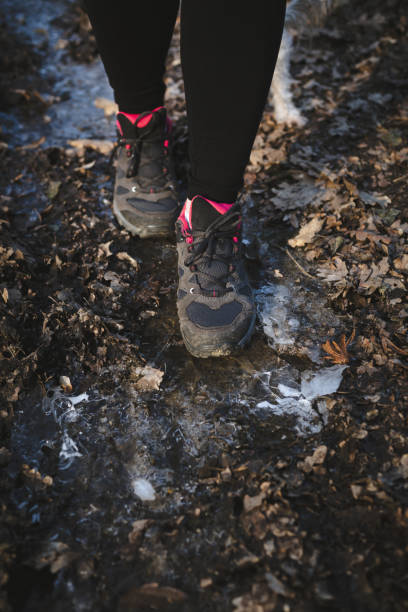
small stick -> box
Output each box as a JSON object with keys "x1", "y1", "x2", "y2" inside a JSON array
[{"x1": 281, "y1": 246, "x2": 316, "y2": 280}]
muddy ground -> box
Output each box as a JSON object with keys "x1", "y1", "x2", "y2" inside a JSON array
[{"x1": 0, "y1": 0, "x2": 407, "y2": 610}]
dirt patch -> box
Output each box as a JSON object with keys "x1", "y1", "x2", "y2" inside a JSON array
[{"x1": 1, "y1": 1, "x2": 407, "y2": 611}]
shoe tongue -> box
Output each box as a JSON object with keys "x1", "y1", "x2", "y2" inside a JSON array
[
  {"x1": 117, "y1": 108, "x2": 166, "y2": 138},
  {"x1": 190, "y1": 196, "x2": 224, "y2": 231},
  {"x1": 117, "y1": 113, "x2": 137, "y2": 138},
  {"x1": 189, "y1": 197, "x2": 235, "y2": 290}
]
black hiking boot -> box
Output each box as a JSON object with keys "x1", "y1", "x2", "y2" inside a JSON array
[
  {"x1": 175, "y1": 195, "x2": 256, "y2": 358},
  {"x1": 112, "y1": 108, "x2": 179, "y2": 238}
]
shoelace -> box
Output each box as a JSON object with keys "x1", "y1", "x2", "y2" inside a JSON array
[
  {"x1": 184, "y1": 206, "x2": 242, "y2": 296},
  {"x1": 110, "y1": 113, "x2": 170, "y2": 191}
]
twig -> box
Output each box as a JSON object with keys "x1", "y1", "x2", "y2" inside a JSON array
[
  {"x1": 280, "y1": 246, "x2": 316, "y2": 280},
  {"x1": 382, "y1": 336, "x2": 408, "y2": 356}
]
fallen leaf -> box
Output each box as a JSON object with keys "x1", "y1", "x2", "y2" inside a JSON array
[
  {"x1": 48, "y1": 180, "x2": 61, "y2": 200},
  {"x1": 322, "y1": 329, "x2": 355, "y2": 364},
  {"x1": 119, "y1": 584, "x2": 187, "y2": 610},
  {"x1": 243, "y1": 492, "x2": 265, "y2": 512},
  {"x1": 381, "y1": 336, "x2": 408, "y2": 356},
  {"x1": 358, "y1": 191, "x2": 391, "y2": 208},
  {"x1": 116, "y1": 251, "x2": 140, "y2": 270},
  {"x1": 128, "y1": 519, "x2": 151, "y2": 544},
  {"x1": 68, "y1": 139, "x2": 114, "y2": 155},
  {"x1": 394, "y1": 254, "x2": 408, "y2": 271},
  {"x1": 359, "y1": 258, "x2": 390, "y2": 291},
  {"x1": 288, "y1": 216, "x2": 324, "y2": 247},
  {"x1": 351, "y1": 484, "x2": 362, "y2": 499},
  {"x1": 265, "y1": 572, "x2": 291, "y2": 597},
  {"x1": 134, "y1": 366, "x2": 164, "y2": 391},
  {"x1": 271, "y1": 182, "x2": 324, "y2": 211},
  {"x1": 94, "y1": 97, "x2": 118, "y2": 117},
  {"x1": 59, "y1": 375, "x2": 72, "y2": 393},
  {"x1": 298, "y1": 445, "x2": 328, "y2": 472},
  {"x1": 317, "y1": 257, "x2": 348, "y2": 283},
  {"x1": 33, "y1": 542, "x2": 77, "y2": 573}
]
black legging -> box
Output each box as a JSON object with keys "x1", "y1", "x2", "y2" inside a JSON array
[{"x1": 83, "y1": 1, "x2": 286, "y2": 202}]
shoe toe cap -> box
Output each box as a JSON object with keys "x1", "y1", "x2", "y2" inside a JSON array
[
  {"x1": 180, "y1": 298, "x2": 255, "y2": 357},
  {"x1": 127, "y1": 196, "x2": 178, "y2": 214},
  {"x1": 186, "y1": 300, "x2": 243, "y2": 328}
]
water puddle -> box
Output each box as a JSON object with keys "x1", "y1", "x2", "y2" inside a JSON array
[{"x1": 1, "y1": 0, "x2": 114, "y2": 147}]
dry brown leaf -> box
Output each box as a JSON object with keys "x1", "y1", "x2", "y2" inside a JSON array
[
  {"x1": 317, "y1": 257, "x2": 348, "y2": 283},
  {"x1": 381, "y1": 336, "x2": 408, "y2": 356},
  {"x1": 288, "y1": 216, "x2": 324, "y2": 248},
  {"x1": 134, "y1": 366, "x2": 164, "y2": 391},
  {"x1": 322, "y1": 329, "x2": 356, "y2": 364},
  {"x1": 68, "y1": 139, "x2": 114, "y2": 155},
  {"x1": 351, "y1": 230, "x2": 391, "y2": 245},
  {"x1": 94, "y1": 97, "x2": 118, "y2": 117},
  {"x1": 359, "y1": 258, "x2": 390, "y2": 291},
  {"x1": 116, "y1": 251, "x2": 140, "y2": 270},
  {"x1": 394, "y1": 254, "x2": 408, "y2": 271}
]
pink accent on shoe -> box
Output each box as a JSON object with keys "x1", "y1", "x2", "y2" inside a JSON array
[
  {"x1": 178, "y1": 199, "x2": 194, "y2": 243},
  {"x1": 191, "y1": 195, "x2": 233, "y2": 216},
  {"x1": 117, "y1": 106, "x2": 165, "y2": 128},
  {"x1": 136, "y1": 113, "x2": 153, "y2": 128},
  {"x1": 178, "y1": 196, "x2": 236, "y2": 244},
  {"x1": 120, "y1": 112, "x2": 141, "y2": 124}
]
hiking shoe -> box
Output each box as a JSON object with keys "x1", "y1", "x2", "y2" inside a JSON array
[
  {"x1": 113, "y1": 107, "x2": 179, "y2": 238},
  {"x1": 175, "y1": 195, "x2": 256, "y2": 358}
]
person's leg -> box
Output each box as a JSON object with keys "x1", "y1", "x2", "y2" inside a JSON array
[
  {"x1": 176, "y1": 1, "x2": 286, "y2": 357},
  {"x1": 83, "y1": 0, "x2": 181, "y2": 238},
  {"x1": 83, "y1": 0, "x2": 179, "y2": 112},
  {"x1": 181, "y1": 0, "x2": 286, "y2": 203}
]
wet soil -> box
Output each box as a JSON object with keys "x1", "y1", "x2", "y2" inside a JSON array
[{"x1": 0, "y1": 1, "x2": 407, "y2": 611}]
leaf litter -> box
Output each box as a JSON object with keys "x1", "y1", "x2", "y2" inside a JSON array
[{"x1": 1, "y1": 0, "x2": 408, "y2": 611}]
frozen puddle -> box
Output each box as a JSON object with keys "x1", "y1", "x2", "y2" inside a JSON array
[
  {"x1": 257, "y1": 285, "x2": 300, "y2": 347},
  {"x1": 256, "y1": 365, "x2": 347, "y2": 435},
  {"x1": 9, "y1": 346, "x2": 347, "y2": 534},
  {"x1": 1, "y1": 0, "x2": 115, "y2": 147},
  {"x1": 256, "y1": 279, "x2": 341, "y2": 362},
  {"x1": 42, "y1": 390, "x2": 89, "y2": 469},
  {"x1": 254, "y1": 273, "x2": 346, "y2": 434}
]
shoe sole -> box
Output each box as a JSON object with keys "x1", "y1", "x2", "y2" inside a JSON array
[
  {"x1": 181, "y1": 310, "x2": 257, "y2": 358},
  {"x1": 113, "y1": 199, "x2": 177, "y2": 239}
]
